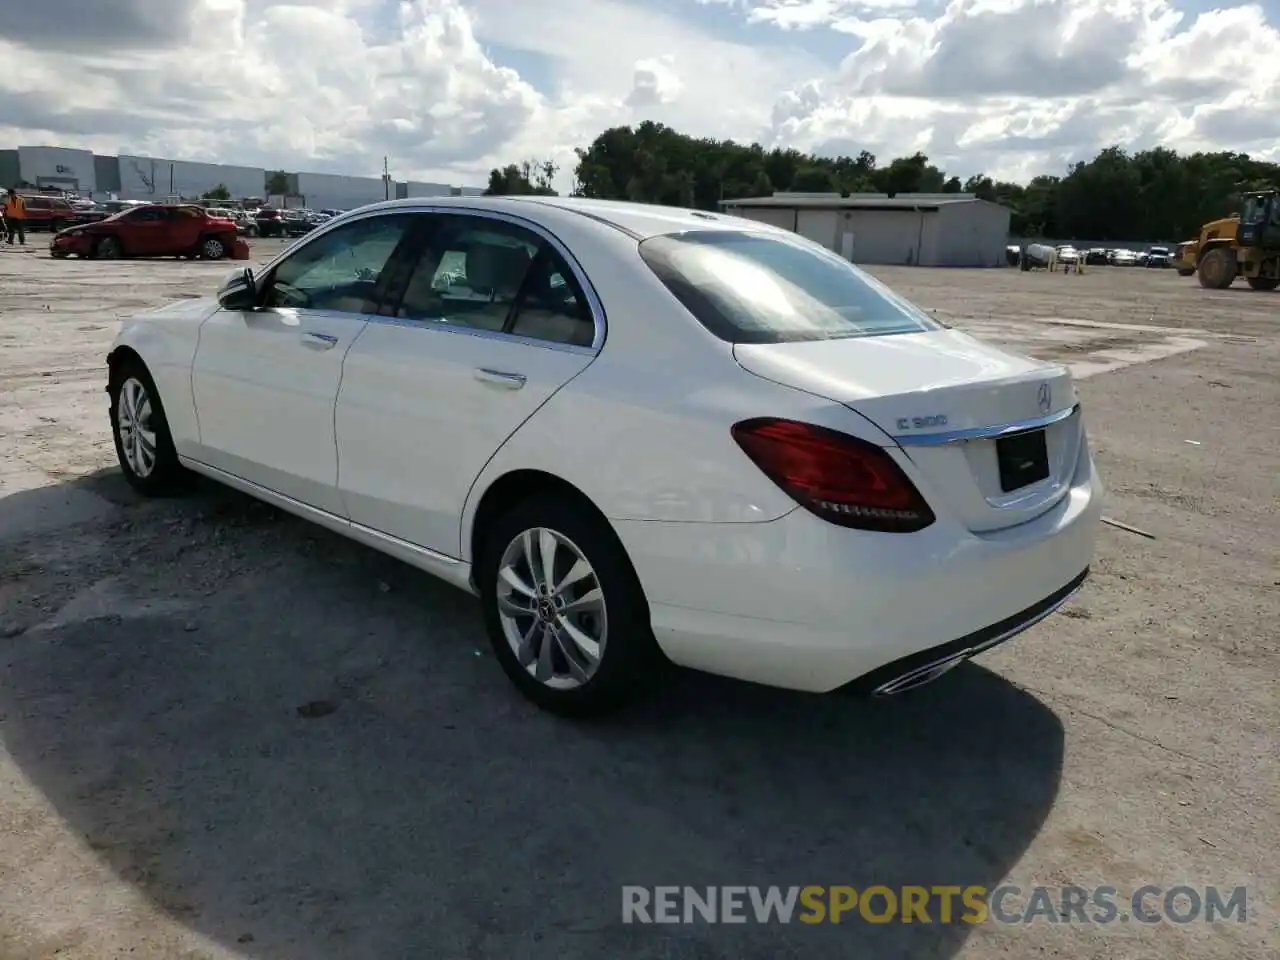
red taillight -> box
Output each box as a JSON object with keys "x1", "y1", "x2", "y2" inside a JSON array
[{"x1": 731, "y1": 418, "x2": 935, "y2": 533}]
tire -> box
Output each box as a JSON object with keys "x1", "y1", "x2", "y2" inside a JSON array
[
  {"x1": 1246, "y1": 276, "x2": 1278, "y2": 291},
  {"x1": 476, "y1": 494, "x2": 664, "y2": 716},
  {"x1": 200, "y1": 235, "x2": 227, "y2": 260},
  {"x1": 95, "y1": 235, "x2": 123, "y2": 259},
  {"x1": 108, "y1": 357, "x2": 190, "y2": 496},
  {"x1": 1197, "y1": 247, "x2": 1236, "y2": 289}
]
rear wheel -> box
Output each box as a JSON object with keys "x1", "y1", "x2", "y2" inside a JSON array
[
  {"x1": 108, "y1": 358, "x2": 190, "y2": 496},
  {"x1": 1197, "y1": 247, "x2": 1237, "y2": 289},
  {"x1": 200, "y1": 235, "x2": 227, "y2": 260},
  {"x1": 95, "y1": 235, "x2": 122, "y2": 259},
  {"x1": 477, "y1": 494, "x2": 664, "y2": 716},
  {"x1": 1246, "y1": 276, "x2": 1278, "y2": 291}
]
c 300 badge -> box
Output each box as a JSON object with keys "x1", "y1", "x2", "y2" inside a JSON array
[{"x1": 896, "y1": 414, "x2": 948, "y2": 430}]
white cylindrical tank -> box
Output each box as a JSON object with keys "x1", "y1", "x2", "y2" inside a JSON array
[{"x1": 1023, "y1": 243, "x2": 1055, "y2": 265}]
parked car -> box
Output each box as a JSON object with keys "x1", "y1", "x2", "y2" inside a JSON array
[
  {"x1": 69, "y1": 199, "x2": 152, "y2": 226},
  {"x1": 16, "y1": 193, "x2": 77, "y2": 232},
  {"x1": 1145, "y1": 245, "x2": 1171, "y2": 268},
  {"x1": 1085, "y1": 248, "x2": 1109, "y2": 266},
  {"x1": 254, "y1": 206, "x2": 286, "y2": 237},
  {"x1": 233, "y1": 211, "x2": 259, "y2": 237},
  {"x1": 1056, "y1": 245, "x2": 1079, "y2": 264},
  {"x1": 283, "y1": 210, "x2": 320, "y2": 237},
  {"x1": 49, "y1": 203, "x2": 247, "y2": 260},
  {"x1": 1111, "y1": 248, "x2": 1138, "y2": 266},
  {"x1": 103, "y1": 196, "x2": 1102, "y2": 715}
]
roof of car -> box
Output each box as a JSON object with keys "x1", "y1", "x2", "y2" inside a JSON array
[{"x1": 348, "y1": 195, "x2": 778, "y2": 241}]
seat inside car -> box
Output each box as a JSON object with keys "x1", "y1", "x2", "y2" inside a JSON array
[{"x1": 396, "y1": 241, "x2": 530, "y2": 332}]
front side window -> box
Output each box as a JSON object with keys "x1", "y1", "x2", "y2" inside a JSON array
[
  {"x1": 394, "y1": 215, "x2": 594, "y2": 346},
  {"x1": 263, "y1": 214, "x2": 410, "y2": 313},
  {"x1": 638, "y1": 230, "x2": 943, "y2": 344}
]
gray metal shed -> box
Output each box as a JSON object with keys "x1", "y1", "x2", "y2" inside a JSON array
[{"x1": 719, "y1": 192, "x2": 1012, "y2": 267}]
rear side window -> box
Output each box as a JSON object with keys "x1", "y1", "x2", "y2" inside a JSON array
[{"x1": 638, "y1": 230, "x2": 942, "y2": 344}]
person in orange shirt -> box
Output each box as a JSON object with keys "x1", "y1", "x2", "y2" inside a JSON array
[{"x1": 3, "y1": 188, "x2": 27, "y2": 245}]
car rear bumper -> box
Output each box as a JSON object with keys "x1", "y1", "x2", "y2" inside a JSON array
[{"x1": 613, "y1": 443, "x2": 1103, "y2": 694}]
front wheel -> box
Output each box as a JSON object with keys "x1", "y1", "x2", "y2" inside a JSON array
[
  {"x1": 1197, "y1": 247, "x2": 1237, "y2": 289},
  {"x1": 477, "y1": 495, "x2": 664, "y2": 716},
  {"x1": 95, "y1": 235, "x2": 122, "y2": 259},
  {"x1": 109, "y1": 359, "x2": 190, "y2": 496}
]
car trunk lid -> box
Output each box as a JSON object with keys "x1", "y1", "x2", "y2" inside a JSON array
[{"x1": 734, "y1": 329, "x2": 1083, "y2": 533}]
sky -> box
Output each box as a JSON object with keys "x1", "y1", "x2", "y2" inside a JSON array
[{"x1": 0, "y1": 0, "x2": 1277, "y2": 192}]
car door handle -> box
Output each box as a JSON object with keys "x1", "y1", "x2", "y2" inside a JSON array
[
  {"x1": 474, "y1": 368, "x2": 527, "y2": 389},
  {"x1": 301, "y1": 332, "x2": 339, "y2": 349}
]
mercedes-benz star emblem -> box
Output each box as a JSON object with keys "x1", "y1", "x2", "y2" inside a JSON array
[{"x1": 1037, "y1": 382, "x2": 1052, "y2": 414}]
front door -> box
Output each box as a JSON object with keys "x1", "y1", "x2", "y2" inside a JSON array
[
  {"x1": 335, "y1": 211, "x2": 600, "y2": 556},
  {"x1": 191, "y1": 213, "x2": 414, "y2": 515}
]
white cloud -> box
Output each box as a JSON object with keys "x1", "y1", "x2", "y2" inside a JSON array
[
  {"x1": 625, "y1": 56, "x2": 684, "y2": 108},
  {"x1": 0, "y1": 0, "x2": 1275, "y2": 192}
]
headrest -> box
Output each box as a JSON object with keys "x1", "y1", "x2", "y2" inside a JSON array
[{"x1": 466, "y1": 243, "x2": 531, "y2": 296}]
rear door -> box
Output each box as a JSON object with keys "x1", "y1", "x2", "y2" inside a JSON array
[
  {"x1": 191, "y1": 212, "x2": 414, "y2": 514},
  {"x1": 167, "y1": 206, "x2": 207, "y2": 251},
  {"x1": 117, "y1": 206, "x2": 170, "y2": 254},
  {"x1": 335, "y1": 210, "x2": 599, "y2": 557}
]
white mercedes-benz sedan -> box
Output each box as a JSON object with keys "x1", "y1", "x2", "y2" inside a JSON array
[{"x1": 105, "y1": 196, "x2": 1102, "y2": 715}]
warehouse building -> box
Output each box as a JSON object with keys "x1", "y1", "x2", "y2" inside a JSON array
[
  {"x1": 399, "y1": 180, "x2": 454, "y2": 198},
  {"x1": 116, "y1": 155, "x2": 265, "y2": 202},
  {"x1": 1, "y1": 142, "x2": 486, "y2": 205},
  {"x1": 292, "y1": 171, "x2": 389, "y2": 211},
  {"x1": 720, "y1": 192, "x2": 1012, "y2": 267},
  {"x1": 0, "y1": 146, "x2": 100, "y2": 193}
]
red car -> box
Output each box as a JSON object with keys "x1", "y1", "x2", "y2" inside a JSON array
[
  {"x1": 18, "y1": 194, "x2": 78, "y2": 231},
  {"x1": 49, "y1": 203, "x2": 248, "y2": 260}
]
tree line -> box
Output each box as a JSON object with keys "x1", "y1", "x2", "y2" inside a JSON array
[{"x1": 485, "y1": 121, "x2": 1280, "y2": 242}]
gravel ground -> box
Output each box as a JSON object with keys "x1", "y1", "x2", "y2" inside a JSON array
[{"x1": 0, "y1": 239, "x2": 1276, "y2": 960}]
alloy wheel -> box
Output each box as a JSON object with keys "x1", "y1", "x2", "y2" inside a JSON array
[
  {"x1": 495, "y1": 527, "x2": 607, "y2": 689},
  {"x1": 203, "y1": 238, "x2": 225, "y2": 259},
  {"x1": 117, "y1": 377, "x2": 157, "y2": 478}
]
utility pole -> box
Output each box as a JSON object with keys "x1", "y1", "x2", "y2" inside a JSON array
[{"x1": 382, "y1": 156, "x2": 391, "y2": 200}]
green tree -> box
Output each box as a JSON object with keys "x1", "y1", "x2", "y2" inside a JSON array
[
  {"x1": 485, "y1": 159, "x2": 559, "y2": 196},
  {"x1": 512, "y1": 121, "x2": 1280, "y2": 238},
  {"x1": 265, "y1": 170, "x2": 290, "y2": 195},
  {"x1": 201, "y1": 183, "x2": 231, "y2": 201}
]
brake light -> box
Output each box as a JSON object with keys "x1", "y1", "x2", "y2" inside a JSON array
[{"x1": 731, "y1": 418, "x2": 935, "y2": 532}]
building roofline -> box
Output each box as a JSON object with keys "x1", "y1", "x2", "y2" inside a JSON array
[{"x1": 720, "y1": 193, "x2": 1010, "y2": 213}]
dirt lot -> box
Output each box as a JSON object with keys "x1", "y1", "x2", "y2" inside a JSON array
[{"x1": 0, "y1": 239, "x2": 1276, "y2": 960}]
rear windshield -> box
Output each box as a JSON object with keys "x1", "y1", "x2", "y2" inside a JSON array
[{"x1": 637, "y1": 230, "x2": 942, "y2": 344}]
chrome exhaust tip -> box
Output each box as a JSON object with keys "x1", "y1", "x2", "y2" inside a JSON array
[{"x1": 872, "y1": 650, "x2": 972, "y2": 697}]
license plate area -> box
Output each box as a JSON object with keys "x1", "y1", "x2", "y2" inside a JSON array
[{"x1": 995, "y1": 429, "x2": 1049, "y2": 492}]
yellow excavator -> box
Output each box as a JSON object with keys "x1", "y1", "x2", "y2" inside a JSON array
[{"x1": 1192, "y1": 189, "x2": 1280, "y2": 290}]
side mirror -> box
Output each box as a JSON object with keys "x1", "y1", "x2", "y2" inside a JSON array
[{"x1": 217, "y1": 267, "x2": 257, "y2": 310}]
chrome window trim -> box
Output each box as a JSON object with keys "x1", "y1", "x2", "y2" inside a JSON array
[
  {"x1": 892, "y1": 403, "x2": 1080, "y2": 447},
  {"x1": 255, "y1": 203, "x2": 607, "y2": 353}
]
